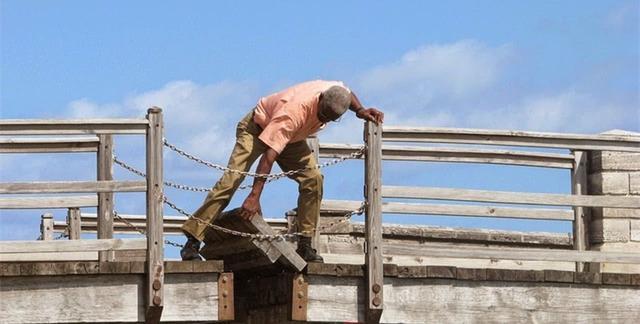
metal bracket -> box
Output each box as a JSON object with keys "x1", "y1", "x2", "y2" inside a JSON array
[
  {"x1": 291, "y1": 273, "x2": 308, "y2": 321},
  {"x1": 218, "y1": 272, "x2": 234, "y2": 321}
]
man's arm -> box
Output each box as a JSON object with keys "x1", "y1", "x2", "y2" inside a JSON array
[
  {"x1": 239, "y1": 148, "x2": 278, "y2": 220},
  {"x1": 349, "y1": 91, "x2": 384, "y2": 124}
]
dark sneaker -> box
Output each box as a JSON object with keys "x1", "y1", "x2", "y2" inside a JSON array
[
  {"x1": 180, "y1": 235, "x2": 203, "y2": 261},
  {"x1": 296, "y1": 236, "x2": 324, "y2": 263}
]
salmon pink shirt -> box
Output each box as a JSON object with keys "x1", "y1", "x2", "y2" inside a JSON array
[{"x1": 253, "y1": 80, "x2": 350, "y2": 154}]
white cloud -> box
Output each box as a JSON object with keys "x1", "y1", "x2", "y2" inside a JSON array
[
  {"x1": 605, "y1": 1, "x2": 639, "y2": 30},
  {"x1": 358, "y1": 40, "x2": 513, "y2": 110}
]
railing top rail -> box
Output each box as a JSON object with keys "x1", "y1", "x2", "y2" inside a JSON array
[
  {"x1": 382, "y1": 126, "x2": 640, "y2": 152},
  {"x1": 0, "y1": 118, "x2": 149, "y2": 135},
  {"x1": 0, "y1": 136, "x2": 101, "y2": 153}
]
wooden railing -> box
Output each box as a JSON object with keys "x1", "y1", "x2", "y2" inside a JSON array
[
  {"x1": 318, "y1": 122, "x2": 640, "y2": 321},
  {"x1": 0, "y1": 108, "x2": 165, "y2": 320}
]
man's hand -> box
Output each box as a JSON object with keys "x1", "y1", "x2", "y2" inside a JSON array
[
  {"x1": 356, "y1": 108, "x2": 384, "y2": 124},
  {"x1": 239, "y1": 194, "x2": 261, "y2": 221}
]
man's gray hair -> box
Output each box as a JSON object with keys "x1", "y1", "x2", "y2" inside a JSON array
[{"x1": 321, "y1": 86, "x2": 351, "y2": 117}]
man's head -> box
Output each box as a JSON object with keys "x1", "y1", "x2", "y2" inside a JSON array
[{"x1": 317, "y1": 86, "x2": 350, "y2": 123}]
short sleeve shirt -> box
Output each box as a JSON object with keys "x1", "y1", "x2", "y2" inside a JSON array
[{"x1": 253, "y1": 80, "x2": 350, "y2": 153}]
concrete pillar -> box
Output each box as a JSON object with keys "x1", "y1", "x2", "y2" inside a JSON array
[{"x1": 588, "y1": 145, "x2": 640, "y2": 273}]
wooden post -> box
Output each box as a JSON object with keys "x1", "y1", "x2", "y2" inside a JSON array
[
  {"x1": 67, "y1": 208, "x2": 81, "y2": 240},
  {"x1": 40, "y1": 213, "x2": 54, "y2": 241},
  {"x1": 306, "y1": 136, "x2": 321, "y2": 251},
  {"x1": 572, "y1": 150, "x2": 591, "y2": 272},
  {"x1": 97, "y1": 134, "x2": 114, "y2": 261},
  {"x1": 145, "y1": 107, "x2": 164, "y2": 323},
  {"x1": 364, "y1": 121, "x2": 383, "y2": 323}
]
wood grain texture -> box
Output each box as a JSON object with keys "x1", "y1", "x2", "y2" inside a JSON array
[
  {"x1": 571, "y1": 150, "x2": 591, "y2": 271},
  {"x1": 0, "y1": 136, "x2": 99, "y2": 153},
  {"x1": 319, "y1": 143, "x2": 575, "y2": 168},
  {"x1": 0, "y1": 195, "x2": 97, "y2": 209},
  {"x1": 0, "y1": 119, "x2": 148, "y2": 135},
  {"x1": 0, "y1": 180, "x2": 146, "y2": 194},
  {"x1": 40, "y1": 213, "x2": 54, "y2": 241},
  {"x1": 0, "y1": 273, "x2": 219, "y2": 323},
  {"x1": 0, "y1": 238, "x2": 146, "y2": 253},
  {"x1": 382, "y1": 185, "x2": 640, "y2": 208},
  {"x1": 382, "y1": 126, "x2": 640, "y2": 152},
  {"x1": 97, "y1": 134, "x2": 115, "y2": 262},
  {"x1": 67, "y1": 208, "x2": 81, "y2": 240}
]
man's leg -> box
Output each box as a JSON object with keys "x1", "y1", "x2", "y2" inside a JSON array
[
  {"x1": 277, "y1": 140, "x2": 324, "y2": 262},
  {"x1": 181, "y1": 113, "x2": 266, "y2": 250}
]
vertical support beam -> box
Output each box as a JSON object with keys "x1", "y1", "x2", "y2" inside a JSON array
[
  {"x1": 145, "y1": 107, "x2": 164, "y2": 323},
  {"x1": 40, "y1": 213, "x2": 54, "y2": 241},
  {"x1": 572, "y1": 150, "x2": 591, "y2": 272},
  {"x1": 218, "y1": 272, "x2": 235, "y2": 321},
  {"x1": 364, "y1": 121, "x2": 383, "y2": 323},
  {"x1": 67, "y1": 208, "x2": 81, "y2": 240},
  {"x1": 291, "y1": 273, "x2": 308, "y2": 321},
  {"x1": 97, "y1": 134, "x2": 114, "y2": 261},
  {"x1": 306, "y1": 136, "x2": 321, "y2": 251}
]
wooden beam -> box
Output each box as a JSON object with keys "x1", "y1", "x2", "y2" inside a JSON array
[
  {"x1": 307, "y1": 136, "x2": 322, "y2": 251},
  {"x1": 0, "y1": 119, "x2": 148, "y2": 135},
  {"x1": 0, "y1": 180, "x2": 146, "y2": 194},
  {"x1": 0, "y1": 195, "x2": 97, "y2": 209},
  {"x1": 364, "y1": 121, "x2": 384, "y2": 323},
  {"x1": 319, "y1": 143, "x2": 575, "y2": 169},
  {"x1": 381, "y1": 202, "x2": 574, "y2": 221},
  {"x1": 382, "y1": 186, "x2": 640, "y2": 208},
  {"x1": 0, "y1": 251, "x2": 97, "y2": 262},
  {"x1": 40, "y1": 213, "x2": 54, "y2": 240},
  {"x1": 145, "y1": 107, "x2": 164, "y2": 322},
  {"x1": 97, "y1": 134, "x2": 115, "y2": 262},
  {"x1": 67, "y1": 208, "x2": 81, "y2": 240},
  {"x1": 383, "y1": 243, "x2": 640, "y2": 264},
  {"x1": 571, "y1": 150, "x2": 591, "y2": 272},
  {"x1": 382, "y1": 126, "x2": 640, "y2": 152},
  {"x1": 0, "y1": 238, "x2": 146, "y2": 253},
  {"x1": 0, "y1": 136, "x2": 99, "y2": 153}
]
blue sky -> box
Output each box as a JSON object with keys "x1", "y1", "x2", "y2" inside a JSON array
[{"x1": 1, "y1": 1, "x2": 638, "y2": 255}]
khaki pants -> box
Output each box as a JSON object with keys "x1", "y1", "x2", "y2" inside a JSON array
[{"x1": 181, "y1": 111, "x2": 323, "y2": 241}]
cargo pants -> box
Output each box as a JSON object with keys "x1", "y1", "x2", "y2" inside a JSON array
[{"x1": 181, "y1": 111, "x2": 322, "y2": 241}]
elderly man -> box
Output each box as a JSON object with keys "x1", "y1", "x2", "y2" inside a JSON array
[{"x1": 181, "y1": 80, "x2": 384, "y2": 262}]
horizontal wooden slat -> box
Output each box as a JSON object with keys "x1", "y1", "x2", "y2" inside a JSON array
[
  {"x1": 0, "y1": 238, "x2": 146, "y2": 253},
  {"x1": 0, "y1": 180, "x2": 146, "y2": 194},
  {"x1": 0, "y1": 137, "x2": 100, "y2": 153},
  {"x1": 384, "y1": 243, "x2": 640, "y2": 264},
  {"x1": 0, "y1": 195, "x2": 98, "y2": 209},
  {"x1": 0, "y1": 119, "x2": 148, "y2": 135},
  {"x1": 383, "y1": 186, "x2": 640, "y2": 208},
  {"x1": 382, "y1": 202, "x2": 574, "y2": 221},
  {"x1": 382, "y1": 126, "x2": 640, "y2": 152},
  {"x1": 0, "y1": 251, "x2": 97, "y2": 262},
  {"x1": 319, "y1": 144, "x2": 575, "y2": 168}
]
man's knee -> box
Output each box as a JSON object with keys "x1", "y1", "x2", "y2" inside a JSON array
[{"x1": 300, "y1": 171, "x2": 323, "y2": 194}]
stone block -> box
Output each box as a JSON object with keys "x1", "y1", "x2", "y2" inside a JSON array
[
  {"x1": 590, "y1": 242, "x2": 640, "y2": 274},
  {"x1": 590, "y1": 219, "x2": 630, "y2": 243},
  {"x1": 630, "y1": 172, "x2": 640, "y2": 195},
  {"x1": 588, "y1": 172, "x2": 629, "y2": 195},
  {"x1": 590, "y1": 151, "x2": 640, "y2": 172},
  {"x1": 631, "y1": 220, "x2": 640, "y2": 242}
]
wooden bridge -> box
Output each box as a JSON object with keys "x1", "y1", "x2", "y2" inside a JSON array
[{"x1": 1, "y1": 108, "x2": 639, "y2": 323}]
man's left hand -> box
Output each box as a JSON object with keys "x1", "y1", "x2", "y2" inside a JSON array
[{"x1": 356, "y1": 108, "x2": 384, "y2": 124}]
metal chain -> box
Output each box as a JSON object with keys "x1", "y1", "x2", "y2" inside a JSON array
[
  {"x1": 113, "y1": 210, "x2": 185, "y2": 248},
  {"x1": 163, "y1": 138, "x2": 365, "y2": 180},
  {"x1": 163, "y1": 195, "x2": 364, "y2": 241},
  {"x1": 54, "y1": 232, "x2": 68, "y2": 240}
]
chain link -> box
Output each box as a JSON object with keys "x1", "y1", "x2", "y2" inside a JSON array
[{"x1": 113, "y1": 210, "x2": 185, "y2": 248}]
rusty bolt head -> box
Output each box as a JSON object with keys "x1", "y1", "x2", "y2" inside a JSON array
[
  {"x1": 153, "y1": 296, "x2": 162, "y2": 306},
  {"x1": 297, "y1": 277, "x2": 304, "y2": 284},
  {"x1": 221, "y1": 276, "x2": 227, "y2": 284},
  {"x1": 222, "y1": 290, "x2": 228, "y2": 297},
  {"x1": 152, "y1": 279, "x2": 161, "y2": 290},
  {"x1": 297, "y1": 291, "x2": 304, "y2": 298},
  {"x1": 372, "y1": 297, "x2": 381, "y2": 307},
  {"x1": 372, "y1": 284, "x2": 381, "y2": 293}
]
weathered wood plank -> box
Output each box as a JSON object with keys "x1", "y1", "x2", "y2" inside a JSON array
[
  {"x1": 0, "y1": 119, "x2": 148, "y2": 135},
  {"x1": 571, "y1": 150, "x2": 590, "y2": 271},
  {"x1": 319, "y1": 143, "x2": 575, "y2": 168},
  {"x1": 0, "y1": 238, "x2": 146, "y2": 253},
  {"x1": 0, "y1": 136, "x2": 99, "y2": 153},
  {"x1": 364, "y1": 121, "x2": 383, "y2": 322},
  {"x1": 67, "y1": 208, "x2": 81, "y2": 240},
  {"x1": 40, "y1": 213, "x2": 54, "y2": 241},
  {"x1": 384, "y1": 243, "x2": 640, "y2": 264},
  {"x1": 382, "y1": 202, "x2": 573, "y2": 220},
  {"x1": 97, "y1": 134, "x2": 115, "y2": 262},
  {"x1": 0, "y1": 180, "x2": 146, "y2": 194},
  {"x1": 0, "y1": 273, "x2": 220, "y2": 323},
  {"x1": 382, "y1": 186, "x2": 640, "y2": 208},
  {"x1": 145, "y1": 107, "x2": 165, "y2": 320},
  {"x1": 0, "y1": 195, "x2": 97, "y2": 209},
  {"x1": 0, "y1": 251, "x2": 97, "y2": 262},
  {"x1": 382, "y1": 126, "x2": 640, "y2": 152}
]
